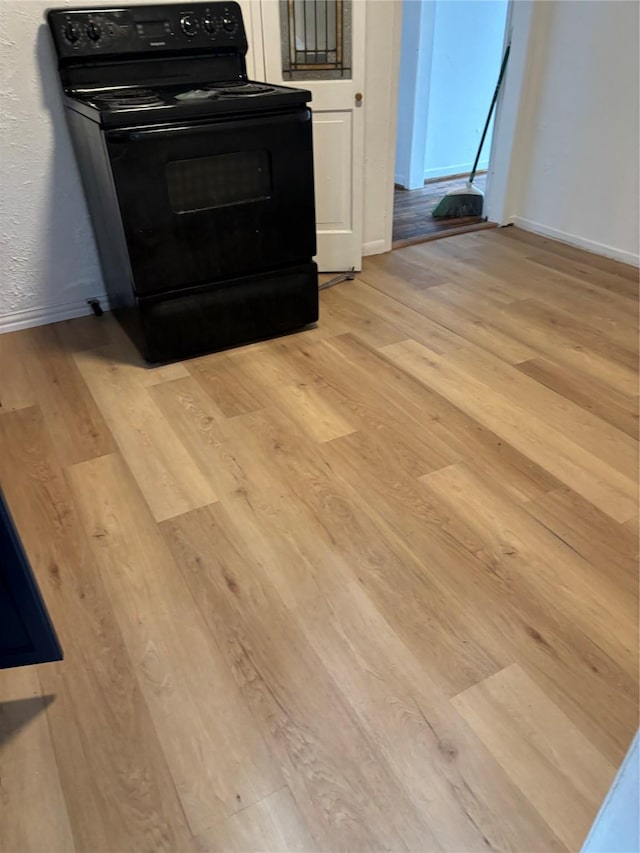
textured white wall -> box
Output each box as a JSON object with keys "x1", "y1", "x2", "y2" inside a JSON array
[
  {"x1": 508, "y1": 0, "x2": 639, "y2": 266},
  {"x1": 0, "y1": 0, "x2": 105, "y2": 328}
]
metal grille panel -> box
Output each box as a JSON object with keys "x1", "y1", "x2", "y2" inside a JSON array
[{"x1": 280, "y1": 0, "x2": 352, "y2": 80}]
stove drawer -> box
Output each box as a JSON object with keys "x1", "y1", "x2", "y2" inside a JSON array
[
  {"x1": 133, "y1": 262, "x2": 318, "y2": 362},
  {"x1": 106, "y1": 109, "x2": 316, "y2": 296}
]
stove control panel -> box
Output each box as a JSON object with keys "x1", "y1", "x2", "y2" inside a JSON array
[{"x1": 48, "y1": 3, "x2": 247, "y2": 60}]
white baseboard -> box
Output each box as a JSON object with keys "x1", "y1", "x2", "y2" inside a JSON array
[
  {"x1": 0, "y1": 292, "x2": 110, "y2": 334},
  {"x1": 424, "y1": 161, "x2": 490, "y2": 182},
  {"x1": 511, "y1": 217, "x2": 640, "y2": 268},
  {"x1": 362, "y1": 239, "x2": 388, "y2": 257}
]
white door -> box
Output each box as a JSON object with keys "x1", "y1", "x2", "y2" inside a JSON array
[{"x1": 259, "y1": 0, "x2": 366, "y2": 272}]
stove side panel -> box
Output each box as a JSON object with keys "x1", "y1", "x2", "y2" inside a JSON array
[{"x1": 65, "y1": 107, "x2": 136, "y2": 314}]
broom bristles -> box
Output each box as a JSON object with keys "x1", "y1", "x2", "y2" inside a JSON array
[{"x1": 432, "y1": 192, "x2": 483, "y2": 220}]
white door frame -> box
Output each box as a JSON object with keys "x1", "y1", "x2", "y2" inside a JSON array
[
  {"x1": 382, "y1": 0, "x2": 541, "y2": 248},
  {"x1": 483, "y1": 0, "x2": 543, "y2": 225},
  {"x1": 361, "y1": 0, "x2": 402, "y2": 257}
]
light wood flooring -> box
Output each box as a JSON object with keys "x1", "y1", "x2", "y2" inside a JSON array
[
  {"x1": 393, "y1": 173, "x2": 488, "y2": 245},
  {"x1": 1, "y1": 227, "x2": 638, "y2": 853}
]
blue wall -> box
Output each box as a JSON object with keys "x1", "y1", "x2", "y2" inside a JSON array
[
  {"x1": 395, "y1": 0, "x2": 508, "y2": 188},
  {"x1": 424, "y1": 0, "x2": 508, "y2": 180},
  {"x1": 395, "y1": 1, "x2": 437, "y2": 188}
]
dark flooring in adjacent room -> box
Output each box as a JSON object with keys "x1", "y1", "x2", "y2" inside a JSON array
[{"x1": 393, "y1": 172, "x2": 488, "y2": 245}]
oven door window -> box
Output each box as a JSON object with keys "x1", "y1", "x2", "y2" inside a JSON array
[{"x1": 166, "y1": 150, "x2": 272, "y2": 213}]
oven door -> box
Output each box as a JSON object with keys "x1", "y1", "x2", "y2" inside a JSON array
[{"x1": 106, "y1": 109, "x2": 316, "y2": 296}]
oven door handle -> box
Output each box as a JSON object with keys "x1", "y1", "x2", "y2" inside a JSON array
[{"x1": 107, "y1": 110, "x2": 311, "y2": 143}]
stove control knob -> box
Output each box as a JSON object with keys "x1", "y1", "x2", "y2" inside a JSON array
[
  {"x1": 63, "y1": 21, "x2": 81, "y2": 43},
  {"x1": 86, "y1": 21, "x2": 101, "y2": 41},
  {"x1": 180, "y1": 14, "x2": 200, "y2": 36},
  {"x1": 222, "y1": 15, "x2": 237, "y2": 34},
  {"x1": 203, "y1": 16, "x2": 217, "y2": 34}
]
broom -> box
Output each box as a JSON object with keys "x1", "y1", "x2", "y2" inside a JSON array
[{"x1": 432, "y1": 43, "x2": 511, "y2": 220}]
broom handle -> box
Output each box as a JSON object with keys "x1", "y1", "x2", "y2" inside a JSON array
[{"x1": 469, "y1": 42, "x2": 511, "y2": 185}]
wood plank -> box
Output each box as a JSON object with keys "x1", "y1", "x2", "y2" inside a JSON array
[
  {"x1": 507, "y1": 299, "x2": 638, "y2": 374},
  {"x1": 362, "y1": 246, "x2": 449, "y2": 290},
  {"x1": 502, "y1": 226, "x2": 640, "y2": 282},
  {"x1": 320, "y1": 425, "x2": 637, "y2": 763},
  {"x1": 66, "y1": 452, "x2": 283, "y2": 835},
  {"x1": 54, "y1": 313, "x2": 111, "y2": 351},
  {"x1": 523, "y1": 486, "x2": 639, "y2": 591},
  {"x1": 188, "y1": 349, "x2": 272, "y2": 419},
  {"x1": 197, "y1": 788, "x2": 318, "y2": 853},
  {"x1": 0, "y1": 406, "x2": 194, "y2": 853},
  {"x1": 382, "y1": 339, "x2": 637, "y2": 522},
  {"x1": 498, "y1": 227, "x2": 640, "y2": 288},
  {"x1": 148, "y1": 376, "x2": 327, "y2": 608},
  {"x1": 392, "y1": 220, "x2": 496, "y2": 249},
  {"x1": 360, "y1": 262, "x2": 537, "y2": 364},
  {"x1": 410, "y1": 238, "x2": 639, "y2": 367},
  {"x1": 421, "y1": 463, "x2": 637, "y2": 672},
  {"x1": 427, "y1": 270, "x2": 638, "y2": 351},
  {"x1": 488, "y1": 302, "x2": 637, "y2": 397},
  {"x1": 444, "y1": 344, "x2": 638, "y2": 479},
  {"x1": 327, "y1": 279, "x2": 471, "y2": 355},
  {"x1": 161, "y1": 501, "x2": 433, "y2": 852},
  {"x1": 452, "y1": 664, "x2": 617, "y2": 851},
  {"x1": 438, "y1": 229, "x2": 640, "y2": 305},
  {"x1": 388, "y1": 238, "x2": 535, "y2": 301},
  {"x1": 17, "y1": 323, "x2": 117, "y2": 466},
  {"x1": 319, "y1": 283, "x2": 409, "y2": 349},
  {"x1": 0, "y1": 666, "x2": 75, "y2": 853},
  {"x1": 312, "y1": 334, "x2": 561, "y2": 503},
  {"x1": 0, "y1": 329, "x2": 37, "y2": 413},
  {"x1": 0, "y1": 227, "x2": 637, "y2": 853},
  {"x1": 74, "y1": 345, "x2": 217, "y2": 521},
  {"x1": 269, "y1": 335, "x2": 458, "y2": 476},
  {"x1": 322, "y1": 430, "x2": 503, "y2": 694},
  {"x1": 420, "y1": 463, "x2": 639, "y2": 763},
  {"x1": 299, "y1": 581, "x2": 566, "y2": 852},
  {"x1": 517, "y1": 357, "x2": 639, "y2": 440},
  {"x1": 227, "y1": 340, "x2": 358, "y2": 443},
  {"x1": 100, "y1": 314, "x2": 191, "y2": 387},
  {"x1": 422, "y1": 278, "x2": 519, "y2": 308}
]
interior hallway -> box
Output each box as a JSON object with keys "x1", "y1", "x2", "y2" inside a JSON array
[
  {"x1": 0, "y1": 227, "x2": 638, "y2": 852},
  {"x1": 393, "y1": 172, "x2": 489, "y2": 246}
]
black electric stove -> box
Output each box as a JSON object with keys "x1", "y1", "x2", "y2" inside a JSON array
[
  {"x1": 47, "y1": 3, "x2": 318, "y2": 362},
  {"x1": 63, "y1": 77, "x2": 315, "y2": 128}
]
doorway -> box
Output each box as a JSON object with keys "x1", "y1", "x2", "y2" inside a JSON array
[{"x1": 392, "y1": 0, "x2": 509, "y2": 248}]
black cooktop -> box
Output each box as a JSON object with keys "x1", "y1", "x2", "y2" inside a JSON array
[
  {"x1": 65, "y1": 79, "x2": 310, "y2": 127},
  {"x1": 77, "y1": 81, "x2": 287, "y2": 110},
  {"x1": 79, "y1": 80, "x2": 282, "y2": 111}
]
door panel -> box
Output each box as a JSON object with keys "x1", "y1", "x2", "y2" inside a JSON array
[
  {"x1": 314, "y1": 113, "x2": 351, "y2": 227},
  {"x1": 260, "y1": 0, "x2": 365, "y2": 272},
  {"x1": 313, "y1": 110, "x2": 356, "y2": 269}
]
